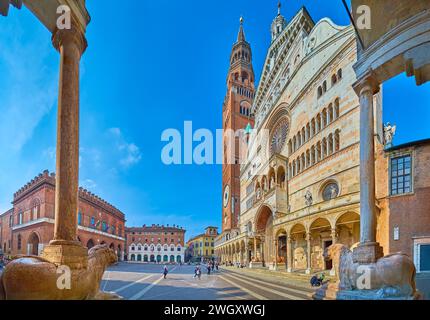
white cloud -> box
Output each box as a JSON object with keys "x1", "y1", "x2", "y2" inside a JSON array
[
  {"x1": 108, "y1": 127, "x2": 142, "y2": 168},
  {"x1": 81, "y1": 179, "x2": 97, "y2": 190},
  {"x1": 0, "y1": 22, "x2": 57, "y2": 154}
]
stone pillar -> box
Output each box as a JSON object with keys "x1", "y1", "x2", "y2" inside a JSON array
[
  {"x1": 253, "y1": 237, "x2": 257, "y2": 261},
  {"x1": 330, "y1": 228, "x2": 337, "y2": 276},
  {"x1": 287, "y1": 235, "x2": 292, "y2": 272},
  {"x1": 352, "y1": 74, "x2": 383, "y2": 264},
  {"x1": 245, "y1": 242, "x2": 249, "y2": 266},
  {"x1": 306, "y1": 232, "x2": 311, "y2": 274},
  {"x1": 331, "y1": 228, "x2": 337, "y2": 245},
  {"x1": 41, "y1": 25, "x2": 88, "y2": 269},
  {"x1": 274, "y1": 238, "x2": 278, "y2": 270}
]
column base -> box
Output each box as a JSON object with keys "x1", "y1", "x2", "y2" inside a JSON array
[
  {"x1": 305, "y1": 268, "x2": 311, "y2": 274},
  {"x1": 330, "y1": 268, "x2": 336, "y2": 276},
  {"x1": 41, "y1": 241, "x2": 88, "y2": 269},
  {"x1": 287, "y1": 267, "x2": 292, "y2": 273},
  {"x1": 352, "y1": 242, "x2": 384, "y2": 264}
]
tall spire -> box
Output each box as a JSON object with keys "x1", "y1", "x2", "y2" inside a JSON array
[
  {"x1": 271, "y1": 1, "x2": 287, "y2": 42},
  {"x1": 237, "y1": 16, "x2": 246, "y2": 43}
]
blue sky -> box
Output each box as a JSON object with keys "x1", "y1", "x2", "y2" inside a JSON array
[{"x1": 0, "y1": 1, "x2": 429, "y2": 241}]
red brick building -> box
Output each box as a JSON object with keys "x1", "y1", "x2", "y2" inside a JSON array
[
  {"x1": 0, "y1": 170, "x2": 126, "y2": 260},
  {"x1": 376, "y1": 139, "x2": 430, "y2": 274},
  {"x1": 125, "y1": 224, "x2": 185, "y2": 263}
]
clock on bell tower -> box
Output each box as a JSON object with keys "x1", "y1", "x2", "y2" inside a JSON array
[{"x1": 221, "y1": 17, "x2": 255, "y2": 233}]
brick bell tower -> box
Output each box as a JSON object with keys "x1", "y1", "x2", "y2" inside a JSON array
[{"x1": 222, "y1": 17, "x2": 255, "y2": 233}]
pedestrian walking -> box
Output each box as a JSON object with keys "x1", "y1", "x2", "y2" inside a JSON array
[
  {"x1": 207, "y1": 264, "x2": 211, "y2": 275},
  {"x1": 163, "y1": 265, "x2": 168, "y2": 279}
]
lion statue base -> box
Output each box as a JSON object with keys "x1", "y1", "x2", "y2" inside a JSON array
[
  {"x1": 313, "y1": 243, "x2": 421, "y2": 300},
  {"x1": 0, "y1": 244, "x2": 123, "y2": 300}
]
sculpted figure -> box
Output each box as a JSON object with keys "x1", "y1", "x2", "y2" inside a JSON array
[
  {"x1": 324, "y1": 244, "x2": 417, "y2": 298},
  {"x1": 0, "y1": 244, "x2": 121, "y2": 300},
  {"x1": 383, "y1": 122, "x2": 396, "y2": 146}
]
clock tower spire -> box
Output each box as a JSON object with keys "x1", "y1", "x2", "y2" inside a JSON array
[{"x1": 221, "y1": 17, "x2": 255, "y2": 234}]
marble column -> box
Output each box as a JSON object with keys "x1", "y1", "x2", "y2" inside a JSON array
[
  {"x1": 330, "y1": 227, "x2": 337, "y2": 276},
  {"x1": 245, "y1": 243, "x2": 249, "y2": 266},
  {"x1": 41, "y1": 25, "x2": 88, "y2": 269},
  {"x1": 287, "y1": 235, "x2": 292, "y2": 272},
  {"x1": 253, "y1": 237, "x2": 257, "y2": 261},
  {"x1": 331, "y1": 228, "x2": 337, "y2": 245},
  {"x1": 274, "y1": 239, "x2": 278, "y2": 269},
  {"x1": 306, "y1": 232, "x2": 311, "y2": 274},
  {"x1": 352, "y1": 74, "x2": 383, "y2": 264}
]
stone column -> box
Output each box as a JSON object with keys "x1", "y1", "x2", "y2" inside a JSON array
[
  {"x1": 352, "y1": 74, "x2": 383, "y2": 264},
  {"x1": 41, "y1": 25, "x2": 88, "y2": 269},
  {"x1": 330, "y1": 227, "x2": 337, "y2": 276},
  {"x1": 245, "y1": 242, "x2": 249, "y2": 266},
  {"x1": 331, "y1": 228, "x2": 337, "y2": 245},
  {"x1": 287, "y1": 235, "x2": 292, "y2": 272},
  {"x1": 253, "y1": 237, "x2": 257, "y2": 261},
  {"x1": 306, "y1": 232, "x2": 311, "y2": 274},
  {"x1": 274, "y1": 238, "x2": 278, "y2": 270}
]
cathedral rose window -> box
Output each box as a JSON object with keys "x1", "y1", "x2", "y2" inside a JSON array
[{"x1": 270, "y1": 118, "x2": 289, "y2": 154}]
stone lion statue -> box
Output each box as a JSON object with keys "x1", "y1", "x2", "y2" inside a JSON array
[
  {"x1": 324, "y1": 243, "x2": 417, "y2": 298},
  {"x1": 0, "y1": 244, "x2": 122, "y2": 300}
]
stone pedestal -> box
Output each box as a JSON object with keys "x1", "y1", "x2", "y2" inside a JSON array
[
  {"x1": 313, "y1": 282, "x2": 340, "y2": 300},
  {"x1": 41, "y1": 241, "x2": 88, "y2": 269},
  {"x1": 352, "y1": 242, "x2": 384, "y2": 264},
  {"x1": 249, "y1": 261, "x2": 263, "y2": 269}
]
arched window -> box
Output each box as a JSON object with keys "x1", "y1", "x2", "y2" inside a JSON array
[
  {"x1": 334, "y1": 98, "x2": 340, "y2": 119},
  {"x1": 17, "y1": 234, "x2": 22, "y2": 250},
  {"x1": 18, "y1": 210, "x2": 23, "y2": 225},
  {"x1": 317, "y1": 86, "x2": 322, "y2": 98},
  {"x1": 337, "y1": 69, "x2": 343, "y2": 80},
  {"x1": 322, "y1": 138, "x2": 327, "y2": 158},
  {"x1": 306, "y1": 150, "x2": 311, "y2": 168},
  {"x1": 328, "y1": 104, "x2": 334, "y2": 124},
  {"x1": 322, "y1": 109, "x2": 327, "y2": 128},
  {"x1": 335, "y1": 130, "x2": 341, "y2": 151},
  {"x1": 331, "y1": 74, "x2": 337, "y2": 86},
  {"x1": 322, "y1": 81, "x2": 327, "y2": 93},
  {"x1": 316, "y1": 142, "x2": 321, "y2": 162},
  {"x1": 31, "y1": 199, "x2": 40, "y2": 220},
  {"x1": 311, "y1": 119, "x2": 315, "y2": 137},
  {"x1": 311, "y1": 146, "x2": 316, "y2": 165},
  {"x1": 328, "y1": 133, "x2": 334, "y2": 155}
]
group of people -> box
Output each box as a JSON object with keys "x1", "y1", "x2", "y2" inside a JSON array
[
  {"x1": 161, "y1": 260, "x2": 220, "y2": 280},
  {"x1": 193, "y1": 260, "x2": 219, "y2": 279}
]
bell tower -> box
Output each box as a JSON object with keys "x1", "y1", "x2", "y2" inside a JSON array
[{"x1": 221, "y1": 17, "x2": 255, "y2": 233}]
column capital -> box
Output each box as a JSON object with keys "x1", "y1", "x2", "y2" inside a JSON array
[
  {"x1": 52, "y1": 26, "x2": 88, "y2": 55},
  {"x1": 353, "y1": 70, "x2": 380, "y2": 96}
]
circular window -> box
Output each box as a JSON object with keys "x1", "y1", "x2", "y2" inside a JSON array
[
  {"x1": 270, "y1": 118, "x2": 289, "y2": 154},
  {"x1": 322, "y1": 182, "x2": 339, "y2": 201}
]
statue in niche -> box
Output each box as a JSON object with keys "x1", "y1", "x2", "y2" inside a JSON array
[{"x1": 304, "y1": 191, "x2": 313, "y2": 206}]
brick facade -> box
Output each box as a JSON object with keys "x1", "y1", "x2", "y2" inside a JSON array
[
  {"x1": 125, "y1": 224, "x2": 186, "y2": 263},
  {"x1": 376, "y1": 140, "x2": 430, "y2": 272},
  {"x1": 0, "y1": 170, "x2": 126, "y2": 259}
]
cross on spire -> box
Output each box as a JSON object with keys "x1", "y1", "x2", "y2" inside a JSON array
[{"x1": 237, "y1": 15, "x2": 246, "y2": 42}]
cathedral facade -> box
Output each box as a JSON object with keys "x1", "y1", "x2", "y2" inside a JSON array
[{"x1": 216, "y1": 6, "x2": 367, "y2": 274}]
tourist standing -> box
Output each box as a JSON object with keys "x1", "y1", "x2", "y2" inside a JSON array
[{"x1": 163, "y1": 265, "x2": 168, "y2": 279}]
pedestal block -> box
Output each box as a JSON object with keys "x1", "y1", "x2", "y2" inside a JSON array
[
  {"x1": 352, "y1": 242, "x2": 384, "y2": 264},
  {"x1": 41, "y1": 241, "x2": 88, "y2": 269}
]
